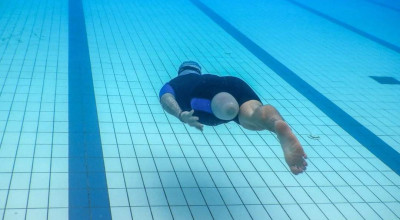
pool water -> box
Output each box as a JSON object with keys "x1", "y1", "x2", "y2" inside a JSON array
[{"x1": 0, "y1": 0, "x2": 399, "y2": 219}]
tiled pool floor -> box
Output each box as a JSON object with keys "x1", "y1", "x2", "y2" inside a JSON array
[{"x1": 0, "y1": 0, "x2": 399, "y2": 219}]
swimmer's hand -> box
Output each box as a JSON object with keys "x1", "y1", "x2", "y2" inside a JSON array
[{"x1": 179, "y1": 110, "x2": 204, "y2": 131}]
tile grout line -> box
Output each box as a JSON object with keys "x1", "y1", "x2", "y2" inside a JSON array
[
  {"x1": 189, "y1": 0, "x2": 400, "y2": 175},
  {"x1": 285, "y1": 0, "x2": 400, "y2": 54}
]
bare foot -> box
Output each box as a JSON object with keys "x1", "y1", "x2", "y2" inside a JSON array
[{"x1": 275, "y1": 120, "x2": 307, "y2": 175}]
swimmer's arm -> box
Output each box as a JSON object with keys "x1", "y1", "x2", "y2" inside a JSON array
[
  {"x1": 159, "y1": 83, "x2": 182, "y2": 119},
  {"x1": 160, "y1": 93, "x2": 182, "y2": 119},
  {"x1": 160, "y1": 93, "x2": 204, "y2": 131},
  {"x1": 159, "y1": 83, "x2": 203, "y2": 131}
]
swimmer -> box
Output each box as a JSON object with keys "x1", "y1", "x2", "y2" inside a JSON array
[{"x1": 159, "y1": 61, "x2": 307, "y2": 174}]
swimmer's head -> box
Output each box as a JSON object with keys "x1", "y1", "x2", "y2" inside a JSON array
[
  {"x1": 211, "y1": 92, "x2": 239, "y2": 121},
  {"x1": 178, "y1": 61, "x2": 201, "y2": 76}
]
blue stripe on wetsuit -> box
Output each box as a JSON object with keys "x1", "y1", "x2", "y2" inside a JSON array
[
  {"x1": 159, "y1": 83, "x2": 175, "y2": 98},
  {"x1": 160, "y1": 83, "x2": 213, "y2": 114},
  {"x1": 191, "y1": 98, "x2": 213, "y2": 114}
]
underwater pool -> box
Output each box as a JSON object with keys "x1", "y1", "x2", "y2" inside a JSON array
[{"x1": 0, "y1": 0, "x2": 399, "y2": 219}]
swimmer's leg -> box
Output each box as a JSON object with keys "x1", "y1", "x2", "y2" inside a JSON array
[{"x1": 238, "y1": 100, "x2": 307, "y2": 174}]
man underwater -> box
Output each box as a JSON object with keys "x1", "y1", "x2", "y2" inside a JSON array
[{"x1": 159, "y1": 61, "x2": 307, "y2": 174}]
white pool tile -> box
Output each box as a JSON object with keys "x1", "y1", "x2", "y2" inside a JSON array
[{"x1": 2, "y1": 0, "x2": 399, "y2": 218}]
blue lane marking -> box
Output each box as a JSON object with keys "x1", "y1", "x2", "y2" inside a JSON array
[
  {"x1": 69, "y1": 0, "x2": 112, "y2": 219},
  {"x1": 190, "y1": 0, "x2": 400, "y2": 175},
  {"x1": 370, "y1": 76, "x2": 400, "y2": 85},
  {"x1": 285, "y1": 0, "x2": 400, "y2": 54},
  {"x1": 363, "y1": 0, "x2": 400, "y2": 13}
]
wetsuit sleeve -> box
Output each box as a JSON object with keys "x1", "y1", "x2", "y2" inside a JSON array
[
  {"x1": 190, "y1": 98, "x2": 212, "y2": 114},
  {"x1": 159, "y1": 83, "x2": 175, "y2": 99}
]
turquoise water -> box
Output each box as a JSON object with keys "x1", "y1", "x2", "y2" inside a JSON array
[{"x1": 0, "y1": 0, "x2": 399, "y2": 219}]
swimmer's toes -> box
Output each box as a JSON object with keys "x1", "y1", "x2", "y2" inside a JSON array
[
  {"x1": 290, "y1": 166, "x2": 302, "y2": 175},
  {"x1": 290, "y1": 161, "x2": 307, "y2": 174}
]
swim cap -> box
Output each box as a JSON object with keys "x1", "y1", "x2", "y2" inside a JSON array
[{"x1": 178, "y1": 61, "x2": 201, "y2": 76}]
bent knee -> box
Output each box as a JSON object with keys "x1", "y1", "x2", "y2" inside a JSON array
[
  {"x1": 256, "y1": 104, "x2": 276, "y2": 121},
  {"x1": 238, "y1": 100, "x2": 262, "y2": 118},
  {"x1": 238, "y1": 100, "x2": 264, "y2": 130}
]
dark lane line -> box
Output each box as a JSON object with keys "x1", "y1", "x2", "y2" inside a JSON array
[
  {"x1": 285, "y1": 0, "x2": 400, "y2": 54},
  {"x1": 68, "y1": 0, "x2": 112, "y2": 218},
  {"x1": 190, "y1": 0, "x2": 400, "y2": 175}
]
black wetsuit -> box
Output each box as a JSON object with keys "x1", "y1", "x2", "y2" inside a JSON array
[{"x1": 165, "y1": 74, "x2": 261, "y2": 126}]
